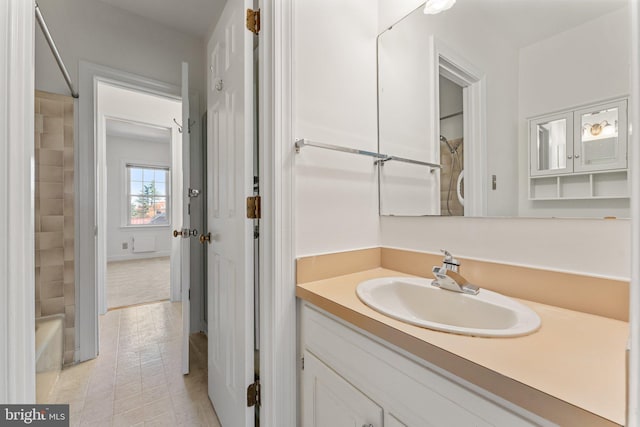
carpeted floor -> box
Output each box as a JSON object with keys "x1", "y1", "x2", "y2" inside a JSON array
[{"x1": 107, "y1": 257, "x2": 171, "y2": 309}]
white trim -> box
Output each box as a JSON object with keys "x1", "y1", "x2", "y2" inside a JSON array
[
  {"x1": 432, "y1": 38, "x2": 487, "y2": 217},
  {"x1": 78, "y1": 61, "x2": 183, "y2": 360},
  {"x1": 107, "y1": 251, "x2": 171, "y2": 263},
  {"x1": 259, "y1": 0, "x2": 297, "y2": 426},
  {"x1": 628, "y1": 1, "x2": 639, "y2": 425},
  {"x1": 0, "y1": 0, "x2": 36, "y2": 403}
]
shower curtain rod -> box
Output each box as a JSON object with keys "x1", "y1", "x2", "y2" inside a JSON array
[{"x1": 35, "y1": 2, "x2": 79, "y2": 99}]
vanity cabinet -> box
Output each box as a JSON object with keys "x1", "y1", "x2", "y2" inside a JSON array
[
  {"x1": 300, "y1": 302, "x2": 554, "y2": 427},
  {"x1": 528, "y1": 99, "x2": 628, "y2": 200},
  {"x1": 302, "y1": 351, "x2": 384, "y2": 427}
]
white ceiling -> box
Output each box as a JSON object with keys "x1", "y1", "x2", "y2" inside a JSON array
[
  {"x1": 97, "y1": 0, "x2": 227, "y2": 38},
  {"x1": 106, "y1": 119, "x2": 172, "y2": 143}
]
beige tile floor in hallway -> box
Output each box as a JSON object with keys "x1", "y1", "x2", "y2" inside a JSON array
[
  {"x1": 107, "y1": 257, "x2": 171, "y2": 309},
  {"x1": 48, "y1": 301, "x2": 221, "y2": 427}
]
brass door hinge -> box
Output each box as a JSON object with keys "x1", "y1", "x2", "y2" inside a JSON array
[
  {"x1": 247, "y1": 380, "x2": 261, "y2": 407},
  {"x1": 246, "y1": 195, "x2": 261, "y2": 219},
  {"x1": 246, "y1": 9, "x2": 260, "y2": 35}
]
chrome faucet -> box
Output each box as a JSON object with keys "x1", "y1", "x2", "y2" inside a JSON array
[
  {"x1": 440, "y1": 249, "x2": 460, "y2": 272},
  {"x1": 431, "y1": 250, "x2": 479, "y2": 295}
]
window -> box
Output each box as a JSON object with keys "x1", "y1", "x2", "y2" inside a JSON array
[{"x1": 126, "y1": 164, "x2": 170, "y2": 226}]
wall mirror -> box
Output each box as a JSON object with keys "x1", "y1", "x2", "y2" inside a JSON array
[{"x1": 377, "y1": 0, "x2": 630, "y2": 218}]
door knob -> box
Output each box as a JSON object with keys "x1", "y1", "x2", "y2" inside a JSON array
[
  {"x1": 199, "y1": 233, "x2": 211, "y2": 244},
  {"x1": 173, "y1": 230, "x2": 183, "y2": 238}
]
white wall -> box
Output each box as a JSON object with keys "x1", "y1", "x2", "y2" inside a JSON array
[
  {"x1": 518, "y1": 7, "x2": 631, "y2": 218},
  {"x1": 35, "y1": 0, "x2": 204, "y2": 100},
  {"x1": 439, "y1": 76, "x2": 463, "y2": 141},
  {"x1": 106, "y1": 136, "x2": 172, "y2": 261},
  {"x1": 294, "y1": 0, "x2": 380, "y2": 256}
]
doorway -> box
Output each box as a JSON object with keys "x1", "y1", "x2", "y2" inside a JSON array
[
  {"x1": 433, "y1": 40, "x2": 486, "y2": 216},
  {"x1": 95, "y1": 81, "x2": 182, "y2": 313},
  {"x1": 77, "y1": 62, "x2": 204, "y2": 362}
]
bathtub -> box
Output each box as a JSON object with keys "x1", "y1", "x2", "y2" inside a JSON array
[{"x1": 35, "y1": 314, "x2": 64, "y2": 403}]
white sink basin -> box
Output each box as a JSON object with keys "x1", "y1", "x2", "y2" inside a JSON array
[{"x1": 356, "y1": 277, "x2": 541, "y2": 337}]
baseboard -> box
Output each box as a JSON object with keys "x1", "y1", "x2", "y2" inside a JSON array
[{"x1": 107, "y1": 251, "x2": 171, "y2": 262}]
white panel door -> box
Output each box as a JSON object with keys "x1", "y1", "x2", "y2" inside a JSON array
[
  {"x1": 181, "y1": 62, "x2": 191, "y2": 375},
  {"x1": 302, "y1": 351, "x2": 384, "y2": 427},
  {"x1": 206, "y1": 1, "x2": 255, "y2": 426}
]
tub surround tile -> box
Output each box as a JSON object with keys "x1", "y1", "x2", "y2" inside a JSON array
[
  {"x1": 63, "y1": 148, "x2": 74, "y2": 171},
  {"x1": 39, "y1": 183, "x2": 64, "y2": 201},
  {"x1": 38, "y1": 233, "x2": 64, "y2": 251},
  {"x1": 39, "y1": 167, "x2": 64, "y2": 184},
  {"x1": 64, "y1": 103, "x2": 73, "y2": 126},
  {"x1": 40, "y1": 248, "x2": 64, "y2": 267},
  {"x1": 40, "y1": 199, "x2": 64, "y2": 216},
  {"x1": 64, "y1": 171, "x2": 74, "y2": 194},
  {"x1": 41, "y1": 216, "x2": 64, "y2": 232},
  {"x1": 41, "y1": 281, "x2": 64, "y2": 300},
  {"x1": 65, "y1": 305, "x2": 75, "y2": 328},
  {"x1": 41, "y1": 131, "x2": 64, "y2": 150},
  {"x1": 39, "y1": 98, "x2": 64, "y2": 117},
  {"x1": 64, "y1": 239, "x2": 74, "y2": 262},
  {"x1": 35, "y1": 91, "x2": 75, "y2": 364},
  {"x1": 39, "y1": 149, "x2": 64, "y2": 166},
  {"x1": 42, "y1": 116, "x2": 64, "y2": 134},
  {"x1": 64, "y1": 129, "x2": 73, "y2": 148},
  {"x1": 41, "y1": 296, "x2": 65, "y2": 317},
  {"x1": 40, "y1": 266, "x2": 64, "y2": 285}
]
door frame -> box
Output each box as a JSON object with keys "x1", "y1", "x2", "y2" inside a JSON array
[
  {"x1": 78, "y1": 61, "x2": 196, "y2": 361},
  {"x1": 628, "y1": 1, "x2": 640, "y2": 424},
  {"x1": 431, "y1": 37, "x2": 486, "y2": 217},
  {"x1": 258, "y1": 1, "x2": 298, "y2": 426},
  {"x1": 0, "y1": 0, "x2": 36, "y2": 403},
  {"x1": 94, "y1": 81, "x2": 183, "y2": 316}
]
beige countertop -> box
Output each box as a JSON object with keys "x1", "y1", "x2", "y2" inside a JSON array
[{"x1": 297, "y1": 267, "x2": 629, "y2": 426}]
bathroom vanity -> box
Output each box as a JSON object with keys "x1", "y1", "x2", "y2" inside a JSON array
[{"x1": 296, "y1": 250, "x2": 628, "y2": 427}]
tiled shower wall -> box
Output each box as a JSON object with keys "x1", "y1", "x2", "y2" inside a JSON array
[
  {"x1": 34, "y1": 91, "x2": 75, "y2": 365},
  {"x1": 440, "y1": 138, "x2": 464, "y2": 216}
]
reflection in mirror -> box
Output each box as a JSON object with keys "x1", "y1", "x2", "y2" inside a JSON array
[
  {"x1": 536, "y1": 119, "x2": 567, "y2": 173},
  {"x1": 377, "y1": 0, "x2": 631, "y2": 218}
]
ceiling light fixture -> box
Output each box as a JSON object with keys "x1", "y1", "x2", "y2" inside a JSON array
[{"x1": 424, "y1": 0, "x2": 456, "y2": 15}]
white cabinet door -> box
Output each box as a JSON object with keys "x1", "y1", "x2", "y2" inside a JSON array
[
  {"x1": 573, "y1": 99, "x2": 628, "y2": 173},
  {"x1": 303, "y1": 351, "x2": 383, "y2": 427},
  {"x1": 529, "y1": 111, "x2": 574, "y2": 177}
]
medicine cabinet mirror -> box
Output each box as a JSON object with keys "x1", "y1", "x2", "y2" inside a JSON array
[{"x1": 377, "y1": 0, "x2": 630, "y2": 218}]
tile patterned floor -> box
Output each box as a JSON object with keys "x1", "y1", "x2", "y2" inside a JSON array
[
  {"x1": 48, "y1": 301, "x2": 221, "y2": 427},
  {"x1": 107, "y1": 258, "x2": 170, "y2": 309}
]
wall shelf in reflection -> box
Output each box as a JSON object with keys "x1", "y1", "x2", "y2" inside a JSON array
[{"x1": 528, "y1": 170, "x2": 629, "y2": 201}]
